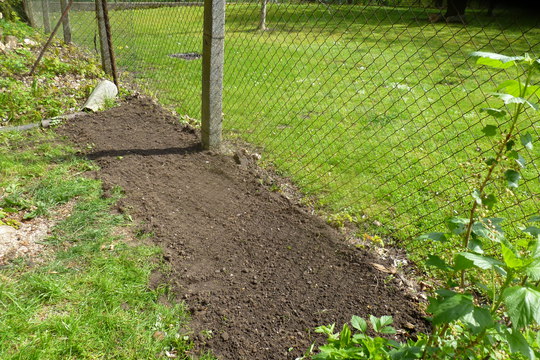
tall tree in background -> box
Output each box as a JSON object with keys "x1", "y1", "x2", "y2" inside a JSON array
[
  {"x1": 445, "y1": 0, "x2": 467, "y2": 18},
  {"x1": 258, "y1": 0, "x2": 267, "y2": 31}
]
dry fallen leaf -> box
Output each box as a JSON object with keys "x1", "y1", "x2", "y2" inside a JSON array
[{"x1": 370, "y1": 262, "x2": 396, "y2": 274}]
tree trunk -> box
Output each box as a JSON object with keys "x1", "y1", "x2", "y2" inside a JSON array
[
  {"x1": 487, "y1": 0, "x2": 495, "y2": 16},
  {"x1": 41, "y1": 0, "x2": 51, "y2": 33},
  {"x1": 445, "y1": 0, "x2": 467, "y2": 17},
  {"x1": 258, "y1": 0, "x2": 267, "y2": 31},
  {"x1": 60, "y1": 0, "x2": 72, "y2": 43}
]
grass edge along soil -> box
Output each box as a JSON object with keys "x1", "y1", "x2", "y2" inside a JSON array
[
  {"x1": 0, "y1": 18, "x2": 212, "y2": 359},
  {"x1": 0, "y1": 129, "x2": 212, "y2": 359}
]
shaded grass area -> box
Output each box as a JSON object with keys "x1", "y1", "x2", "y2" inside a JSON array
[
  {"x1": 0, "y1": 130, "x2": 210, "y2": 359},
  {"x1": 64, "y1": 4, "x2": 540, "y2": 261}
]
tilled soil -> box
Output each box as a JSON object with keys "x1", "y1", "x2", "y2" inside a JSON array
[{"x1": 60, "y1": 97, "x2": 428, "y2": 359}]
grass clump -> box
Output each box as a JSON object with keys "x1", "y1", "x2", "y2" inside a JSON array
[
  {"x1": 0, "y1": 19, "x2": 104, "y2": 126},
  {"x1": 0, "y1": 129, "x2": 204, "y2": 359}
]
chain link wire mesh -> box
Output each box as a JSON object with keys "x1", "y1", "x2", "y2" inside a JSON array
[
  {"x1": 25, "y1": 0, "x2": 539, "y2": 259},
  {"x1": 221, "y1": 0, "x2": 540, "y2": 257}
]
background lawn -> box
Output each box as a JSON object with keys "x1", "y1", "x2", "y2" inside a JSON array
[{"x1": 35, "y1": 2, "x2": 540, "y2": 261}]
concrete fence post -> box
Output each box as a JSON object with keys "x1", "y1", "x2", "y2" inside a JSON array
[{"x1": 201, "y1": 0, "x2": 225, "y2": 151}]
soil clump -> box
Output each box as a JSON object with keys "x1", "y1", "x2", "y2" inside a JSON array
[{"x1": 60, "y1": 97, "x2": 428, "y2": 359}]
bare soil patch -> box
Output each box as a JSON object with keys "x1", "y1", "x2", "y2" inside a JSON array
[{"x1": 60, "y1": 97, "x2": 428, "y2": 359}]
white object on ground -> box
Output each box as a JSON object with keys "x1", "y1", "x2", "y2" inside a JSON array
[{"x1": 82, "y1": 80, "x2": 118, "y2": 112}]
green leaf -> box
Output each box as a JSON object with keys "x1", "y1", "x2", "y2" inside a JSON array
[
  {"x1": 472, "y1": 219, "x2": 504, "y2": 242},
  {"x1": 418, "y1": 232, "x2": 447, "y2": 242},
  {"x1": 472, "y1": 189, "x2": 482, "y2": 205},
  {"x1": 471, "y1": 52, "x2": 523, "y2": 69},
  {"x1": 502, "y1": 244, "x2": 524, "y2": 269},
  {"x1": 524, "y1": 259, "x2": 540, "y2": 281},
  {"x1": 428, "y1": 291, "x2": 474, "y2": 325},
  {"x1": 529, "y1": 216, "x2": 540, "y2": 223},
  {"x1": 468, "y1": 236, "x2": 485, "y2": 254},
  {"x1": 482, "y1": 125, "x2": 498, "y2": 136},
  {"x1": 350, "y1": 315, "x2": 367, "y2": 333},
  {"x1": 492, "y1": 93, "x2": 539, "y2": 110},
  {"x1": 379, "y1": 326, "x2": 397, "y2": 335},
  {"x1": 516, "y1": 154, "x2": 526, "y2": 168},
  {"x1": 507, "y1": 140, "x2": 516, "y2": 152},
  {"x1": 485, "y1": 157, "x2": 497, "y2": 166},
  {"x1": 508, "y1": 150, "x2": 519, "y2": 159},
  {"x1": 454, "y1": 252, "x2": 504, "y2": 271},
  {"x1": 426, "y1": 255, "x2": 453, "y2": 272},
  {"x1": 521, "y1": 133, "x2": 534, "y2": 150},
  {"x1": 369, "y1": 315, "x2": 380, "y2": 332},
  {"x1": 339, "y1": 324, "x2": 352, "y2": 347},
  {"x1": 379, "y1": 316, "x2": 393, "y2": 328},
  {"x1": 523, "y1": 226, "x2": 540, "y2": 238},
  {"x1": 481, "y1": 107, "x2": 507, "y2": 118},
  {"x1": 497, "y1": 80, "x2": 524, "y2": 97},
  {"x1": 390, "y1": 346, "x2": 423, "y2": 360},
  {"x1": 484, "y1": 194, "x2": 497, "y2": 209},
  {"x1": 498, "y1": 328, "x2": 536, "y2": 359},
  {"x1": 496, "y1": 81, "x2": 538, "y2": 98},
  {"x1": 461, "y1": 306, "x2": 494, "y2": 335},
  {"x1": 446, "y1": 217, "x2": 469, "y2": 235},
  {"x1": 505, "y1": 169, "x2": 521, "y2": 188},
  {"x1": 503, "y1": 286, "x2": 540, "y2": 328}
]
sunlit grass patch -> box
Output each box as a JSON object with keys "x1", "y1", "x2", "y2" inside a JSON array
[{"x1": 0, "y1": 129, "x2": 204, "y2": 359}]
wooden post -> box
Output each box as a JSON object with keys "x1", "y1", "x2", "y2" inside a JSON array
[
  {"x1": 41, "y1": 0, "x2": 51, "y2": 33},
  {"x1": 201, "y1": 0, "x2": 225, "y2": 151},
  {"x1": 95, "y1": 0, "x2": 112, "y2": 75},
  {"x1": 100, "y1": 0, "x2": 119, "y2": 87},
  {"x1": 60, "y1": 0, "x2": 72, "y2": 43}
]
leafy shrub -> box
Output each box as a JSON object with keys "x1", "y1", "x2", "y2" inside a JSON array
[
  {"x1": 0, "y1": 0, "x2": 28, "y2": 22},
  {"x1": 303, "y1": 52, "x2": 540, "y2": 359}
]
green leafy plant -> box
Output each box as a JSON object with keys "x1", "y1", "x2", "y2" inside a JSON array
[
  {"x1": 415, "y1": 52, "x2": 540, "y2": 359},
  {"x1": 305, "y1": 52, "x2": 540, "y2": 359},
  {"x1": 304, "y1": 315, "x2": 400, "y2": 360}
]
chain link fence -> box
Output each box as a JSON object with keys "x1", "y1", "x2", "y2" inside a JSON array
[{"x1": 25, "y1": 0, "x2": 540, "y2": 258}]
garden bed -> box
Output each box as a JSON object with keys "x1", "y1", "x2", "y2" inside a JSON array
[{"x1": 60, "y1": 96, "x2": 428, "y2": 359}]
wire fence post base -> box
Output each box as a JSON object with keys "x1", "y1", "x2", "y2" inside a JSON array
[{"x1": 201, "y1": 0, "x2": 225, "y2": 151}]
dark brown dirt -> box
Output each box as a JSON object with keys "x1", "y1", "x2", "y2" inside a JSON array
[{"x1": 60, "y1": 97, "x2": 428, "y2": 360}]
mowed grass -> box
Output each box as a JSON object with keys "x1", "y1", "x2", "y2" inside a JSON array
[
  {"x1": 65, "y1": 4, "x2": 540, "y2": 259},
  {"x1": 0, "y1": 130, "x2": 210, "y2": 359}
]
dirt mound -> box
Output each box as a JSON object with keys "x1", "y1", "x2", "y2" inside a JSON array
[{"x1": 60, "y1": 97, "x2": 428, "y2": 359}]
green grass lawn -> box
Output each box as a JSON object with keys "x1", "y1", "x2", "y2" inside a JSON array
[
  {"x1": 0, "y1": 130, "x2": 209, "y2": 359},
  {"x1": 0, "y1": 20, "x2": 212, "y2": 359},
  {"x1": 59, "y1": 3, "x2": 540, "y2": 260}
]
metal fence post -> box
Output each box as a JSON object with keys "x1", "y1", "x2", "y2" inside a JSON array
[
  {"x1": 95, "y1": 0, "x2": 112, "y2": 75},
  {"x1": 60, "y1": 0, "x2": 72, "y2": 43},
  {"x1": 201, "y1": 0, "x2": 225, "y2": 151}
]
